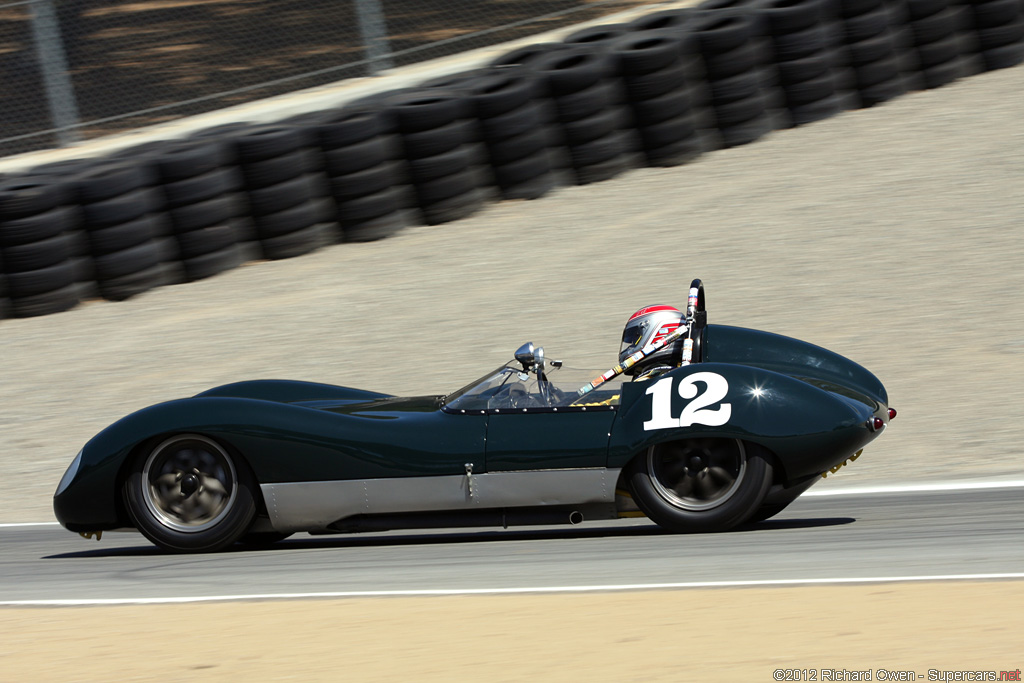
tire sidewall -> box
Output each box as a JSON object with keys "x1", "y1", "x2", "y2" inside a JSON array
[
  {"x1": 124, "y1": 434, "x2": 257, "y2": 552},
  {"x1": 628, "y1": 439, "x2": 772, "y2": 532}
]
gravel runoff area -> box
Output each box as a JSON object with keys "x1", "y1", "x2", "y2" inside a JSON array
[
  {"x1": 2, "y1": 582, "x2": 1023, "y2": 680},
  {"x1": 1, "y1": 65, "x2": 1022, "y2": 523}
]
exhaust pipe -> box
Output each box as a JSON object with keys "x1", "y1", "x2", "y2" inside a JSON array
[{"x1": 568, "y1": 510, "x2": 584, "y2": 525}]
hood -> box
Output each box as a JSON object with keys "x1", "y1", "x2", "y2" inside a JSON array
[{"x1": 195, "y1": 379, "x2": 393, "y2": 405}]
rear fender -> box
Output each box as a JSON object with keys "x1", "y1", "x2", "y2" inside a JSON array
[{"x1": 608, "y1": 363, "x2": 881, "y2": 483}]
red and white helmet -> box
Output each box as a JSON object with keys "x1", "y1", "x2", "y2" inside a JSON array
[{"x1": 619, "y1": 305, "x2": 685, "y2": 375}]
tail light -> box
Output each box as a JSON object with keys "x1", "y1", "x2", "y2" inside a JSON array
[{"x1": 888, "y1": 408, "x2": 897, "y2": 420}]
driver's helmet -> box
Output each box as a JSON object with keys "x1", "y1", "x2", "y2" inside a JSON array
[{"x1": 619, "y1": 305, "x2": 685, "y2": 376}]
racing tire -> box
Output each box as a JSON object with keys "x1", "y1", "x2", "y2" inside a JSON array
[
  {"x1": 745, "y1": 501, "x2": 793, "y2": 524},
  {"x1": 124, "y1": 434, "x2": 257, "y2": 553},
  {"x1": 627, "y1": 439, "x2": 773, "y2": 533}
]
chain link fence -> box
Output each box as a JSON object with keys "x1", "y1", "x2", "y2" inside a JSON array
[{"x1": 1, "y1": 0, "x2": 656, "y2": 157}]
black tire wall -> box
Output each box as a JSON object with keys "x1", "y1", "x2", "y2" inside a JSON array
[{"x1": 3, "y1": 1, "x2": 1020, "y2": 318}]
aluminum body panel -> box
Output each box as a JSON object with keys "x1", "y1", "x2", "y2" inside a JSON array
[{"x1": 261, "y1": 468, "x2": 622, "y2": 532}]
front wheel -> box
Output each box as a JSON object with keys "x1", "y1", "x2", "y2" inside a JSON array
[
  {"x1": 627, "y1": 438, "x2": 773, "y2": 532},
  {"x1": 124, "y1": 433, "x2": 257, "y2": 553}
]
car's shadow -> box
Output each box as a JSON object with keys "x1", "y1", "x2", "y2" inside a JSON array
[{"x1": 44, "y1": 516, "x2": 855, "y2": 559}]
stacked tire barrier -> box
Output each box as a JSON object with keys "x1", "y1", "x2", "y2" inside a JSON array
[
  {"x1": 898, "y1": 0, "x2": 975, "y2": 88},
  {"x1": 465, "y1": 71, "x2": 557, "y2": 200},
  {"x1": 72, "y1": 163, "x2": 171, "y2": 301},
  {"x1": 612, "y1": 31, "x2": 706, "y2": 166},
  {"x1": 387, "y1": 91, "x2": 488, "y2": 225},
  {"x1": 1, "y1": 0, "x2": 1020, "y2": 319},
  {"x1": 222, "y1": 125, "x2": 333, "y2": 260},
  {"x1": 534, "y1": 48, "x2": 636, "y2": 184},
  {"x1": 693, "y1": 12, "x2": 778, "y2": 146},
  {"x1": 756, "y1": 0, "x2": 853, "y2": 126},
  {"x1": 144, "y1": 140, "x2": 244, "y2": 282},
  {"x1": 0, "y1": 177, "x2": 82, "y2": 316},
  {"x1": 837, "y1": 0, "x2": 910, "y2": 107},
  {"x1": 309, "y1": 109, "x2": 407, "y2": 241},
  {"x1": 968, "y1": 0, "x2": 1024, "y2": 68}
]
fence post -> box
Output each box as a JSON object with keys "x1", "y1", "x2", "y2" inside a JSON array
[
  {"x1": 29, "y1": 0, "x2": 81, "y2": 146},
  {"x1": 353, "y1": 0, "x2": 393, "y2": 75}
]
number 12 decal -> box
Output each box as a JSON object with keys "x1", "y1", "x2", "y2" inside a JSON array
[{"x1": 643, "y1": 372, "x2": 732, "y2": 431}]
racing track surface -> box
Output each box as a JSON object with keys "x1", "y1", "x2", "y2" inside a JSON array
[{"x1": 2, "y1": 487, "x2": 1021, "y2": 604}]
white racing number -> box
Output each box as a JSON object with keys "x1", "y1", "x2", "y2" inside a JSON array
[{"x1": 643, "y1": 372, "x2": 732, "y2": 431}]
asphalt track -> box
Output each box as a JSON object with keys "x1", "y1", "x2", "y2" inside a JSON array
[{"x1": 2, "y1": 486, "x2": 1021, "y2": 605}]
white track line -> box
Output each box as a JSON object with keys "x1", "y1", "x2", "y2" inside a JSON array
[
  {"x1": 3, "y1": 479, "x2": 1023, "y2": 527},
  {"x1": 803, "y1": 479, "x2": 1024, "y2": 496},
  {"x1": 3, "y1": 573, "x2": 1024, "y2": 606}
]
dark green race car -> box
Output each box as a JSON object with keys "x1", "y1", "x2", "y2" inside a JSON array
[{"x1": 54, "y1": 286, "x2": 894, "y2": 553}]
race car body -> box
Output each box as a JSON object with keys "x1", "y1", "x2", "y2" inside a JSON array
[{"x1": 54, "y1": 288, "x2": 894, "y2": 553}]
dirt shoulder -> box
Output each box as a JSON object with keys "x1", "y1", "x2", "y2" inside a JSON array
[{"x1": 2, "y1": 581, "x2": 1021, "y2": 680}]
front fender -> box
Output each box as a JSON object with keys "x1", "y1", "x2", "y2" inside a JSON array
[
  {"x1": 54, "y1": 396, "x2": 323, "y2": 530},
  {"x1": 608, "y1": 363, "x2": 884, "y2": 483}
]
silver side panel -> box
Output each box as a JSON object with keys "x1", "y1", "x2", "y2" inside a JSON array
[{"x1": 261, "y1": 468, "x2": 622, "y2": 532}]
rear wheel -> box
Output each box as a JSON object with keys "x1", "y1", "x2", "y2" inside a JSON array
[
  {"x1": 124, "y1": 433, "x2": 256, "y2": 552},
  {"x1": 627, "y1": 438, "x2": 772, "y2": 532},
  {"x1": 746, "y1": 501, "x2": 791, "y2": 523}
]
